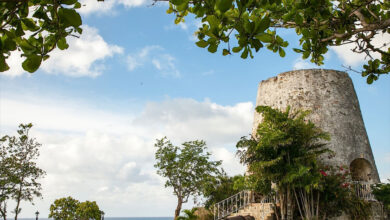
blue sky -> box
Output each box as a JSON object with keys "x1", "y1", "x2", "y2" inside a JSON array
[{"x1": 0, "y1": 0, "x2": 389, "y2": 217}]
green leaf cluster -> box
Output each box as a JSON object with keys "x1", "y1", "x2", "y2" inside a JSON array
[
  {"x1": 154, "y1": 137, "x2": 222, "y2": 219},
  {"x1": 0, "y1": 123, "x2": 46, "y2": 220},
  {"x1": 0, "y1": 0, "x2": 82, "y2": 73},
  {"x1": 316, "y1": 165, "x2": 371, "y2": 219},
  {"x1": 48, "y1": 197, "x2": 80, "y2": 220},
  {"x1": 49, "y1": 197, "x2": 103, "y2": 220},
  {"x1": 177, "y1": 208, "x2": 199, "y2": 220},
  {"x1": 167, "y1": 0, "x2": 389, "y2": 83},
  {"x1": 237, "y1": 106, "x2": 330, "y2": 190},
  {"x1": 372, "y1": 181, "x2": 390, "y2": 216},
  {"x1": 201, "y1": 173, "x2": 247, "y2": 209},
  {"x1": 236, "y1": 106, "x2": 331, "y2": 219}
]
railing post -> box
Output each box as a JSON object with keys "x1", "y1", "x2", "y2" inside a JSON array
[
  {"x1": 229, "y1": 197, "x2": 231, "y2": 214},
  {"x1": 244, "y1": 191, "x2": 247, "y2": 207},
  {"x1": 214, "y1": 204, "x2": 216, "y2": 220},
  {"x1": 239, "y1": 191, "x2": 241, "y2": 208},
  {"x1": 235, "y1": 194, "x2": 238, "y2": 212},
  {"x1": 222, "y1": 201, "x2": 224, "y2": 217},
  {"x1": 217, "y1": 203, "x2": 219, "y2": 220}
]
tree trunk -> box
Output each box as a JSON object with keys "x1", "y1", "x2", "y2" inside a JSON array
[
  {"x1": 14, "y1": 198, "x2": 21, "y2": 220},
  {"x1": 0, "y1": 209, "x2": 6, "y2": 220},
  {"x1": 14, "y1": 183, "x2": 23, "y2": 220},
  {"x1": 293, "y1": 189, "x2": 304, "y2": 219},
  {"x1": 280, "y1": 192, "x2": 286, "y2": 220},
  {"x1": 0, "y1": 201, "x2": 6, "y2": 220},
  {"x1": 174, "y1": 196, "x2": 182, "y2": 220},
  {"x1": 286, "y1": 184, "x2": 293, "y2": 220},
  {"x1": 273, "y1": 201, "x2": 280, "y2": 220},
  {"x1": 316, "y1": 190, "x2": 320, "y2": 219}
]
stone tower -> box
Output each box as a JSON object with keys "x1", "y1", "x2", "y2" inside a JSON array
[{"x1": 252, "y1": 69, "x2": 380, "y2": 183}]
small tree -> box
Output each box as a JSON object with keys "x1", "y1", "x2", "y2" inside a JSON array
[
  {"x1": 76, "y1": 201, "x2": 102, "y2": 220},
  {"x1": 49, "y1": 197, "x2": 103, "y2": 220},
  {"x1": 177, "y1": 208, "x2": 199, "y2": 220},
  {"x1": 49, "y1": 196, "x2": 80, "y2": 220},
  {"x1": 0, "y1": 123, "x2": 46, "y2": 220},
  {"x1": 0, "y1": 136, "x2": 18, "y2": 220},
  {"x1": 237, "y1": 106, "x2": 330, "y2": 220},
  {"x1": 154, "y1": 137, "x2": 222, "y2": 220},
  {"x1": 202, "y1": 173, "x2": 246, "y2": 209}
]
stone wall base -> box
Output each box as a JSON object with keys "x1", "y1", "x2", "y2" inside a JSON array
[
  {"x1": 229, "y1": 203, "x2": 274, "y2": 220},
  {"x1": 330, "y1": 201, "x2": 387, "y2": 220}
]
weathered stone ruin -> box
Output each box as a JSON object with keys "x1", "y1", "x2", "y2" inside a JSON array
[
  {"x1": 252, "y1": 69, "x2": 379, "y2": 183},
  {"x1": 216, "y1": 69, "x2": 386, "y2": 220}
]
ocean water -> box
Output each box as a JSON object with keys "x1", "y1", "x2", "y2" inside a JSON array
[{"x1": 19, "y1": 218, "x2": 173, "y2": 220}]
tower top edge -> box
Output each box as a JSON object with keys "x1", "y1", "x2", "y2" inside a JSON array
[{"x1": 259, "y1": 68, "x2": 350, "y2": 85}]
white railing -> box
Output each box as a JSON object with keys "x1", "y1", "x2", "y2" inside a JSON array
[
  {"x1": 214, "y1": 190, "x2": 252, "y2": 220},
  {"x1": 351, "y1": 181, "x2": 377, "y2": 201},
  {"x1": 213, "y1": 182, "x2": 376, "y2": 220},
  {"x1": 213, "y1": 191, "x2": 274, "y2": 220}
]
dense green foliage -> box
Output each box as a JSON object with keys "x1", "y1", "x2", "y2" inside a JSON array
[
  {"x1": 49, "y1": 197, "x2": 103, "y2": 220},
  {"x1": 317, "y1": 166, "x2": 371, "y2": 219},
  {"x1": 76, "y1": 200, "x2": 102, "y2": 220},
  {"x1": 235, "y1": 106, "x2": 373, "y2": 219},
  {"x1": 166, "y1": 0, "x2": 390, "y2": 83},
  {"x1": 49, "y1": 197, "x2": 80, "y2": 220},
  {"x1": 1, "y1": 0, "x2": 389, "y2": 83},
  {"x1": 177, "y1": 208, "x2": 199, "y2": 220},
  {"x1": 154, "y1": 137, "x2": 222, "y2": 220},
  {"x1": 372, "y1": 180, "x2": 390, "y2": 217},
  {"x1": 236, "y1": 106, "x2": 331, "y2": 219},
  {"x1": 0, "y1": 0, "x2": 82, "y2": 73},
  {"x1": 202, "y1": 173, "x2": 246, "y2": 209},
  {"x1": 0, "y1": 123, "x2": 46, "y2": 220}
]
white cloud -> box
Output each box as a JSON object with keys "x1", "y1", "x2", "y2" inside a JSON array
[
  {"x1": 79, "y1": 0, "x2": 117, "y2": 15},
  {"x1": 1, "y1": 51, "x2": 25, "y2": 77},
  {"x1": 164, "y1": 20, "x2": 204, "y2": 42},
  {"x1": 0, "y1": 94, "x2": 252, "y2": 217},
  {"x1": 164, "y1": 22, "x2": 189, "y2": 31},
  {"x1": 212, "y1": 147, "x2": 245, "y2": 175},
  {"x1": 42, "y1": 26, "x2": 123, "y2": 77},
  {"x1": 126, "y1": 46, "x2": 180, "y2": 77},
  {"x1": 126, "y1": 45, "x2": 162, "y2": 71},
  {"x1": 79, "y1": 0, "x2": 152, "y2": 15},
  {"x1": 1, "y1": 26, "x2": 123, "y2": 78},
  {"x1": 133, "y1": 98, "x2": 253, "y2": 145},
  {"x1": 331, "y1": 33, "x2": 390, "y2": 67},
  {"x1": 379, "y1": 153, "x2": 390, "y2": 182},
  {"x1": 292, "y1": 58, "x2": 318, "y2": 70},
  {"x1": 202, "y1": 70, "x2": 215, "y2": 76},
  {"x1": 117, "y1": 162, "x2": 138, "y2": 180},
  {"x1": 118, "y1": 0, "x2": 150, "y2": 7},
  {"x1": 178, "y1": 22, "x2": 189, "y2": 30}
]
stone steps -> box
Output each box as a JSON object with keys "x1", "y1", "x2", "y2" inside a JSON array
[{"x1": 229, "y1": 203, "x2": 274, "y2": 220}]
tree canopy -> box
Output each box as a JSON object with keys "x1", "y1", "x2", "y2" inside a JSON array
[
  {"x1": 49, "y1": 197, "x2": 103, "y2": 220},
  {"x1": 1, "y1": 0, "x2": 389, "y2": 83},
  {"x1": 236, "y1": 106, "x2": 331, "y2": 219},
  {"x1": 75, "y1": 200, "x2": 102, "y2": 220},
  {"x1": 49, "y1": 196, "x2": 80, "y2": 220},
  {"x1": 167, "y1": 0, "x2": 389, "y2": 83},
  {"x1": 0, "y1": 0, "x2": 82, "y2": 73},
  {"x1": 235, "y1": 106, "x2": 374, "y2": 219},
  {"x1": 201, "y1": 173, "x2": 246, "y2": 209},
  {"x1": 0, "y1": 123, "x2": 46, "y2": 220},
  {"x1": 154, "y1": 137, "x2": 221, "y2": 220}
]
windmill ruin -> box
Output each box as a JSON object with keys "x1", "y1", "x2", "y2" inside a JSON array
[{"x1": 214, "y1": 69, "x2": 384, "y2": 220}]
